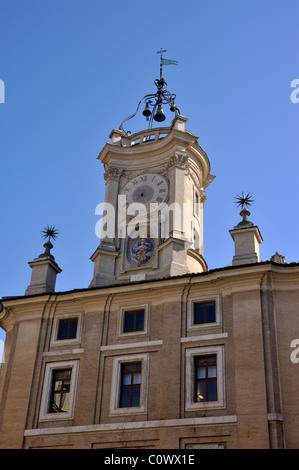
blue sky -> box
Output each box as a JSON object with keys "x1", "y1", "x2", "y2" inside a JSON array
[{"x1": 0, "y1": 0, "x2": 298, "y2": 348}]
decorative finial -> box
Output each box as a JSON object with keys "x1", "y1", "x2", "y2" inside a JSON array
[
  {"x1": 234, "y1": 191, "x2": 254, "y2": 210},
  {"x1": 119, "y1": 50, "x2": 180, "y2": 134},
  {"x1": 41, "y1": 225, "x2": 59, "y2": 242},
  {"x1": 39, "y1": 225, "x2": 59, "y2": 259},
  {"x1": 234, "y1": 192, "x2": 255, "y2": 228},
  {"x1": 271, "y1": 252, "x2": 286, "y2": 264}
]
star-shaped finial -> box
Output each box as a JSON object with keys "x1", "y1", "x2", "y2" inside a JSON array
[
  {"x1": 41, "y1": 225, "x2": 59, "y2": 242},
  {"x1": 234, "y1": 191, "x2": 254, "y2": 210}
]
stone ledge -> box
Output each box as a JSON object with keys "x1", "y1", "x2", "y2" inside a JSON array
[{"x1": 24, "y1": 415, "x2": 238, "y2": 437}]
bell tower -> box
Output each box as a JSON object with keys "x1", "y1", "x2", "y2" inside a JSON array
[{"x1": 90, "y1": 51, "x2": 215, "y2": 287}]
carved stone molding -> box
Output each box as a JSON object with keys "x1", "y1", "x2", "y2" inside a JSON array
[
  {"x1": 104, "y1": 166, "x2": 124, "y2": 181},
  {"x1": 187, "y1": 166, "x2": 200, "y2": 188},
  {"x1": 168, "y1": 153, "x2": 189, "y2": 170},
  {"x1": 159, "y1": 153, "x2": 190, "y2": 176},
  {"x1": 200, "y1": 192, "x2": 207, "y2": 204}
]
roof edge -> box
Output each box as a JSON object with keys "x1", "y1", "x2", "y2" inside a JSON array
[{"x1": 1, "y1": 260, "x2": 299, "y2": 303}]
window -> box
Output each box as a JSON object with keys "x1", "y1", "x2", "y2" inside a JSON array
[
  {"x1": 194, "y1": 301, "x2": 216, "y2": 325},
  {"x1": 187, "y1": 295, "x2": 221, "y2": 330},
  {"x1": 194, "y1": 355, "x2": 217, "y2": 402},
  {"x1": 195, "y1": 191, "x2": 200, "y2": 218},
  {"x1": 50, "y1": 313, "x2": 82, "y2": 345},
  {"x1": 185, "y1": 346, "x2": 225, "y2": 411},
  {"x1": 124, "y1": 310, "x2": 144, "y2": 333},
  {"x1": 49, "y1": 368, "x2": 72, "y2": 413},
  {"x1": 119, "y1": 362, "x2": 141, "y2": 407},
  {"x1": 39, "y1": 360, "x2": 79, "y2": 421},
  {"x1": 57, "y1": 318, "x2": 78, "y2": 340},
  {"x1": 109, "y1": 353, "x2": 149, "y2": 416},
  {"x1": 118, "y1": 304, "x2": 149, "y2": 337}
]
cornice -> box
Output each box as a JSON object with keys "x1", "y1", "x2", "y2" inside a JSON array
[
  {"x1": 98, "y1": 125, "x2": 212, "y2": 179},
  {"x1": 1, "y1": 262, "x2": 298, "y2": 308},
  {"x1": 0, "y1": 306, "x2": 15, "y2": 332}
]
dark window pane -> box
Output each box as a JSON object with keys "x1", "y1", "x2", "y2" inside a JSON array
[
  {"x1": 120, "y1": 362, "x2": 142, "y2": 408},
  {"x1": 58, "y1": 318, "x2": 78, "y2": 340},
  {"x1": 135, "y1": 311, "x2": 144, "y2": 330},
  {"x1": 194, "y1": 302, "x2": 216, "y2": 324},
  {"x1": 124, "y1": 313, "x2": 134, "y2": 332},
  {"x1": 124, "y1": 310, "x2": 144, "y2": 332},
  {"x1": 69, "y1": 320, "x2": 78, "y2": 338},
  {"x1": 131, "y1": 387, "x2": 141, "y2": 407},
  {"x1": 194, "y1": 303, "x2": 205, "y2": 324},
  {"x1": 206, "y1": 302, "x2": 216, "y2": 322},
  {"x1": 120, "y1": 388, "x2": 130, "y2": 408},
  {"x1": 59, "y1": 321, "x2": 69, "y2": 339},
  {"x1": 194, "y1": 355, "x2": 217, "y2": 403},
  {"x1": 208, "y1": 381, "x2": 217, "y2": 401}
]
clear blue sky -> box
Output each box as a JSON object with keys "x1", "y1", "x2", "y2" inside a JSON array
[{"x1": 0, "y1": 0, "x2": 298, "y2": 346}]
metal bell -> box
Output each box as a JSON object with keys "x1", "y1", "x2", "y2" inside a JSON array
[
  {"x1": 170, "y1": 101, "x2": 177, "y2": 112},
  {"x1": 153, "y1": 104, "x2": 166, "y2": 122},
  {"x1": 142, "y1": 102, "x2": 151, "y2": 117}
]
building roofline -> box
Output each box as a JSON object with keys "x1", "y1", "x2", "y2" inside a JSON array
[{"x1": 1, "y1": 260, "x2": 299, "y2": 303}]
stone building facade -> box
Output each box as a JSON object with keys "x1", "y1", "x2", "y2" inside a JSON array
[{"x1": 0, "y1": 114, "x2": 299, "y2": 449}]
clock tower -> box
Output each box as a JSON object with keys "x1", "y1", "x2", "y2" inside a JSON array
[{"x1": 90, "y1": 55, "x2": 215, "y2": 287}]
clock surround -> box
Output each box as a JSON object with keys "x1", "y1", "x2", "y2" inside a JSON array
[{"x1": 90, "y1": 115, "x2": 214, "y2": 286}]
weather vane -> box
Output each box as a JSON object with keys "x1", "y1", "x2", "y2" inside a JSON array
[{"x1": 119, "y1": 49, "x2": 180, "y2": 134}]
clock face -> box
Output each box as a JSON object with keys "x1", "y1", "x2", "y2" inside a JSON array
[{"x1": 119, "y1": 173, "x2": 169, "y2": 213}]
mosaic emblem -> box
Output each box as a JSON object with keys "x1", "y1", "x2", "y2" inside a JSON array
[{"x1": 127, "y1": 237, "x2": 154, "y2": 267}]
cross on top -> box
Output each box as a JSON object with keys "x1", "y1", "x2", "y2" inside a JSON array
[
  {"x1": 157, "y1": 48, "x2": 167, "y2": 57},
  {"x1": 157, "y1": 48, "x2": 167, "y2": 80}
]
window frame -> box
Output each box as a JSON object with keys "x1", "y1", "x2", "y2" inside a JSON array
[
  {"x1": 39, "y1": 360, "x2": 79, "y2": 421},
  {"x1": 193, "y1": 301, "x2": 216, "y2": 325},
  {"x1": 185, "y1": 346, "x2": 225, "y2": 411},
  {"x1": 48, "y1": 368, "x2": 72, "y2": 413},
  {"x1": 123, "y1": 309, "x2": 145, "y2": 333},
  {"x1": 119, "y1": 362, "x2": 142, "y2": 408},
  {"x1": 57, "y1": 317, "x2": 78, "y2": 341},
  {"x1": 194, "y1": 355, "x2": 217, "y2": 403},
  {"x1": 187, "y1": 295, "x2": 222, "y2": 331},
  {"x1": 109, "y1": 353, "x2": 149, "y2": 416},
  {"x1": 118, "y1": 304, "x2": 149, "y2": 338},
  {"x1": 50, "y1": 312, "x2": 83, "y2": 346}
]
